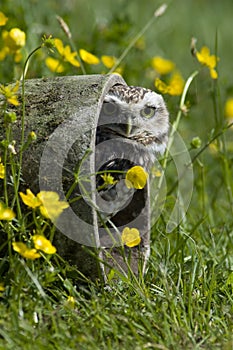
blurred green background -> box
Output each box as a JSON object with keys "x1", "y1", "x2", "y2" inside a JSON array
[{"x1": 1, "y1": 0, "x2": 232, "y2": 83}]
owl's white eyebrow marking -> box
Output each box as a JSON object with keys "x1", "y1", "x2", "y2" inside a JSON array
[
  {"x1": 145, "y1": 104, "x2": 157, "y2": 109},
  {"x1": 103, "y1": 94, "x2": 122, "y2": 104}
]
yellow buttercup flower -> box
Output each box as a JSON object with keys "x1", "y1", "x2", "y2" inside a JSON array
[
  {"x1": 155, "y1": 78, "x2": 168, "y2": 95},
  {"x1": 54, "y1": 38, "x2": 80, "y2": 67},
  {"x1": 168, "y1": 72, "x2": 185, "y2": 95},
  {"x1": 0, "y1": 164, "x2": 5, "y2": 178},
  {"x1": 3, "y1": 28, "x2": 26, "y2": 52},
  {"x1": 0, "y1": 283, "x2": 5, "y2": 292},
  {"x1": 0, "y1": 158, "x2": 5, "y2": 179},
  {"x1": 0, "y1": 202, "x2": 15, "y2": 220},
  {"x1": 101, "y1": 55, "x2": 117, "y2": 69},
  {"x1": 125, "y1": 166, "x2": 148, "y2": 190},
  {"x1": 0, "y1": 12, "x2": 8, "y2": 26},
  {"x1": 224, "y1": 98, "x2": 233, "y2": 119},
  {"x1": 37, "y1": 191, "x2": 69, "y2": 220},
  {"x1": 12, "y1": 242, "x2": 41, "y2": 260},
  {"x1": 20, "y1": 189, "x2": 69, "y2": 220},
  {"x1": 79, "y1": 49, "x2": 100, "y2": 65},
  {"x1": 32, "y1": 235, "x2": 56, "y2": 254},
  {"x1": 101, "y1": 173, "x2": 118, "y2": 186},
  {"x1": 224, "y1": 97, "x2": 233, "y2": 128},
  {"x1": 12, "y1": 234, "x2": 56, "y2": 260},
  {"x1": 66, "y1": 296, "x2": 76, "y2": 309},
  {"x1": 196, "y1": 46, "x2": 219, "y2": 79},
  {"x1": 151, "y1": 56, "x2": 175, "y2": 75},
  {"x1": 20, "y1": 189, "x2": 42, "y2": 209},
  {"x1": 155, "y1": 71, "x2": 185, "y2": 96},
  {"x1": 0, "y1": 81, "x2": 20, "y2": 106},
  {"x1": 121, "y1": 227, "x2": 141, "y2": 248},
  {"x1": 29, "y1": 131, "x2": 37, "y2": 141},
  {"x1": 45, "y1": 57, "x2": 65, "y2": 73},
  {"x1": 0, "y1": 46, "x2": 9, "y2": 61}
]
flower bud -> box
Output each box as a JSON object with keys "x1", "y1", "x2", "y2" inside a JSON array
[{"x1": 191, "y1": 136, "x2": 202, "y2": 149}]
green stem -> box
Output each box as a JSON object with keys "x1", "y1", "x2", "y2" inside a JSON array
[
  {"x1": 56, "y1": 15, "x2": 86, "y2": 75},
  {"x1": 68, "y1": 37, "x2": 86, "y2": 75},
  {"x1": 3, "y1": 116, "x2": 9, "y2": 206},
  {"x1": 191, "y1": 122, "x2": 233, "y2": 164},
  {"x1": 151, "y1": 71, "x2": 199, "y2": 219},
  {"x1": 12, "y1": 46, "x2": 42, "y2": 217},
  {"x1": 169, "y1": 70, "x2": 199, "y2": 147},
  {"x1": 160, "y1": 70, "x2": 199, "y2": 180},
  {"x1": 108, "y1": 4, "x2": 168, "y2": 74},
  {"x1": 167, "y1": 121, "x2": 233, "y2": 196},
  {"x1": 9, "y1": 152, "x2": 21, "y2": 217}
]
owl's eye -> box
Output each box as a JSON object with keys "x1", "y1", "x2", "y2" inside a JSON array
[
  {"x1": 140, "y1": 106, "x2": 156, "y2": 119},
  {"x1": 102, "y1": 102, "x2": 118, "y2": 115}
]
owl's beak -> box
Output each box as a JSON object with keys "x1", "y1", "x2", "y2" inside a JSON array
[
  {"x1": 114, "y1": 117, "x2": 138, "y2": 137},
  {"x1": 106, "y1": 117, "x2": 138, "y2": 138},
  {"x1": 126, "y1": 118, "x2": 133, "y2": 137},
  {"x1": 124, "y1": 115, "x2": 139, "y2": 137}
]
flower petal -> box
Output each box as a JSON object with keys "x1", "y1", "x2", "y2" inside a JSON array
[
  {"x1": 210, "y1": 68, "x2": 218, "y2": 79},
  {"x1": 45, "y1": 57, "x2": 65, "y2": 73},
  {"x1": 0, "y1": 163, "x2": 5, "y2": 179},
  {"x1": 125, "y1": 166, "x2": 148, "y2": 189},
  {"x1": 20, "y1": 189, "x2": 41, "y2": 208},
  {"x1": 12, "y1": 242, "x2": 40, "y2": 260},
  {"x1": 0, "y1": 202, "x2": 15, "y2": 220},
  {"x1": 32, "y1": 235, "x2": 56, "y2": 254},
  {"x1": 0, "y1": 12, "x2": 8, "y2": 26},
  {"x1": 54, "y1": 38, "x2": 64, "y2": 55},
  {"x1": 121, "y1": 227, "x2": 141, "y2": 248},
  {"x1": 101, "y1": 55, "x2": 117, "y2": 69},
  {"x1": 151, "y1": 56, "x2": 175, "y2": 75},
  {"x1": 79, "y1": 49, "x2": 100, "y2": 65},
  {"x1": 37, "y1": 191, "x2": 69, "y2": 220},
  {"x1": 225, "y1": 98, "x2": 233, "y2": 119}
]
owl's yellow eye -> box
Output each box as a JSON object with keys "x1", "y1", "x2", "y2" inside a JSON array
[
  {"x1": 102, "y1": 102, "x2": 118, "y2": 115},
  {"x1": 140, "y1": 106, "x2": 156, "y2": 119}
]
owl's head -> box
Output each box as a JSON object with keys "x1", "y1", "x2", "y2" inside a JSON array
[{"x1": 98, "y1": 84, "x2": 169, "y2": 154}]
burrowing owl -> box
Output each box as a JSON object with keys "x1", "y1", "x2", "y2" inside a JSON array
[{"x1": 95, "y1": 84, "x2": 169, "y2": 227}]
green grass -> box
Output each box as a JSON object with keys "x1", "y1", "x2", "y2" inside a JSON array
[
  {"x1": 0, "y1": 238, "x2": 232, "y2": 349},
  {"x1": 0, "y1": 0, "x2": 233, "y2": 349}
]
